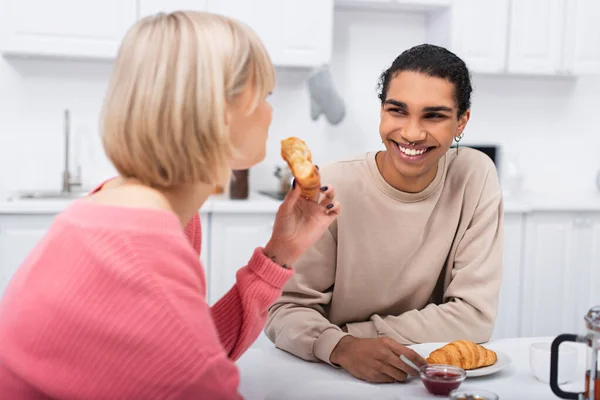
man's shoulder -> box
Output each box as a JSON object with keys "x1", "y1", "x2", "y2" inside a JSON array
[
  {"x1": 448, "y1": 147, "x2": 498, "y2": 178},
  {"x1": 446, "y1": 147, "x2": 501, "y2": 196}
]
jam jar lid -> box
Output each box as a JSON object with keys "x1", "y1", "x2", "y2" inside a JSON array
[{"x1": 585, "y1": 305, "x2": 600, "y2": 333}]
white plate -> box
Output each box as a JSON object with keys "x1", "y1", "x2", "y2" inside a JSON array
[{"x1": 409, "y1": 342, "x2": 512, "y2": 378}]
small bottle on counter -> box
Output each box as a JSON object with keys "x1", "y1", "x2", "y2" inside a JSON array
[{"x1": 229, "y1": 169, "x2": 249, "y2": 200}]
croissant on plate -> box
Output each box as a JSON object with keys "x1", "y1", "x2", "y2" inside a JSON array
[{"x1": 425, "y1": 340, "x2": 497, "y2": 370}]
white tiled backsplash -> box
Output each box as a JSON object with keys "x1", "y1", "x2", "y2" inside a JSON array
[{"x1": 2, "y1": 9, "x2": 600, "y2": 197}]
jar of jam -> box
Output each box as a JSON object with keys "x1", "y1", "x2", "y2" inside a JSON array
[{"x1": 419, "y1": 365, "x2": 466, "y2": 396}]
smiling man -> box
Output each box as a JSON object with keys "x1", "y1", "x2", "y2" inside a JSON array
[{"x1": 264, "y1": 44, "x2": 504, "y2": 384}]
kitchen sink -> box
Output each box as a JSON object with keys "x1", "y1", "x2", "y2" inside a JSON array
[{"x1": 7, "y1": 190, "x2": 89, "y2": 201}]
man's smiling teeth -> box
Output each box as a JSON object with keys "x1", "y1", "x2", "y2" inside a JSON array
[{"x1": 396, "y1": 143, "x2": 426, "y2": 156}]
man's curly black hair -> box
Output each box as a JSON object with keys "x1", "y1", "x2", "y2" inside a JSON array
[{"x1": 377, "y1": 44, "x2": 472, "y2": 118}]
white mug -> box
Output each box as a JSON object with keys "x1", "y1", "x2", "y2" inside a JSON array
[{"x1": 530, "y1": 341, "x2": 578, "y2": 384}]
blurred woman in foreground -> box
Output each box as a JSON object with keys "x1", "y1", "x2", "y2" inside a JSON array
[{"x1": 0, "y1": 11, "x2": 339, "y2": 399}]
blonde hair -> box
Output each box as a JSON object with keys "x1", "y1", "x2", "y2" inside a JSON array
[{"x1": 101, "y1": 11, "x2": 275, "y2": 189}]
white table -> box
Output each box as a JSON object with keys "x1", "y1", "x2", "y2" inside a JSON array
[{"x1": 236, "y1": 336, "x2": 589, "y2": 399}]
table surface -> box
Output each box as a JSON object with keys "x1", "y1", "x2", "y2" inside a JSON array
[{"x1": 236, "y1": 336, "x2": 589, "y2": 399}]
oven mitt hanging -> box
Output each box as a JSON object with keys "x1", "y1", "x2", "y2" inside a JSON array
[{"x1": 307, "y1": 65, "x2": 346, "y2": 125}]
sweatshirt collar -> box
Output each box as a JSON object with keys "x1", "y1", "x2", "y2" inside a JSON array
[{"x1": 366, "y1": 151, "x2": 446, "y2": 203}]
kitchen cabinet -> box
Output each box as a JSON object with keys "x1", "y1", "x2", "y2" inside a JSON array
[
  {"x1": 563, "y1": 0, "x2": 600, "y2": 74},
  {"x1": 0, "y1": 0, "x2": 333, "y2": 67},
  {"x1": 208, "y1": 213, "x2": 275, "y2": 305},
  {"x1": 138, "y1": 0, "x2": 208, "y2": 18},
  {"x1": 428, "y1": 0, "x2": 509, "y2": 74},
  {"x1": 0, "y1": 214, "x2": 55, "y2": 294},
  {"x1": 491, "y1": 212, "x2": 524, "y2": 340},
  {"x1": 206, "y1": 0, "x2": 334, "y2": 67},
  {"x1": 506, "y1": 0, "x2": 600, "y2": 75},
  {"x1": 426, "y1": 0, "x2": 600, "y2": 76},
  {"x1": 0, "y1": 0, "x2": 137, "y2": 59},
  {"x1": 520, "y1": 212, "x2": 600, "y2": 337},
  {"x1": 335, "y1": 0, "x2": 451, "y2": 13},
  {"x1": 507, "y1": 0, "x2": 565, "y2": 75}
]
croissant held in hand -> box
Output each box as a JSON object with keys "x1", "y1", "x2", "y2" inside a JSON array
[
  {"x1": 280, "y1": 137, "x2": 320, "y2": 200},
  {"x1": 426, "y1": 340, "x2": 497, "y2": 370}
]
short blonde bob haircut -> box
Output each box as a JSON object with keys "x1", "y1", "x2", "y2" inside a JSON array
[{"x1": 101, "y1": 11, "x2": 275, "y2": 189}]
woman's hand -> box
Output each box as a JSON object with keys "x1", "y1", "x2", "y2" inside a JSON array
[{"x1": 263, "y1": 179, "x2": 340, "y2": 268}]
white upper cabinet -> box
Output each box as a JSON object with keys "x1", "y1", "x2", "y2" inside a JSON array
[
  {"x1": 336, "y1": 0, "x2": 451, "y2": 13},
  {"x1": 0, "y1": 0, "x2": 137, "y2": 59},
  {"x1": 507, "y1": 0, "x2": 565, "y2": 75},
  {"x1": 206, "y1": 0, "x2": 334, "y2": 67},
  {"x1": 0, "y1": 0, "x2": 333, "y2": 67},
  {"x1": 563, "y1": 0, "x2": 600, "y2": 74},
  {"x1": 426, "y1": 0, "x2": 600, "y2": 76},
  {"x1": 428, "y1": 0, "x2": 509, "y2": 74},
  {"x1": 138, "y1": 0, "x2": 208, "y2": 19}
]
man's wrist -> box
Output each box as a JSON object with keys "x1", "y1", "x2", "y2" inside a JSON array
[{"x1": 330, "y1": 335, "x2": 355, "y2": 365}]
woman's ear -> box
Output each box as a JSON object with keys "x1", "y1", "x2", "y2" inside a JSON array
[{"x1": 456, "y1": 109, "x2": 471, "y2": 137}]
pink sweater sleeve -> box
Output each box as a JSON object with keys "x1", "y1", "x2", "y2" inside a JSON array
[{"x1": 211, "y1": 249, "x2": 294, "y2": 360}]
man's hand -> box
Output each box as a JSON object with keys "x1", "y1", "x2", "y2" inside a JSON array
[{"x1": 330, "y1": 336, "x2": 426, "y2": 383}]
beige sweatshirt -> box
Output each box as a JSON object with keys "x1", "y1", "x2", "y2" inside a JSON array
[{"x1": 264, "y1": 148, "x2": 503, "y2": 366}]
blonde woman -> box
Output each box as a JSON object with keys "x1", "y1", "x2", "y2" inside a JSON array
[{"x1": 0, "y1": 11, "x2": 339, "y2": 399}]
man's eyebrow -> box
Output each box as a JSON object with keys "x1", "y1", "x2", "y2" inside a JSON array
[
  {"x1": 384, "y1": 100, "x2": 454, "y2": 113},
  {"x1": 383, "y1": 99, "x2": 407, "y2": 108},
  {"x1": 423, "y1": 106, "x2": 453, "y2": 113}
]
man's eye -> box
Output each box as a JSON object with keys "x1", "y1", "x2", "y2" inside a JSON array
[{"x1": 425, "y1": 113, "x2": 446, "y2": 119}]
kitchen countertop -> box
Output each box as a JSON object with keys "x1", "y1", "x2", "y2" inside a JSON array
[
  {"x1": 0, "y1": 191, "x2": 283, "y2": 214},
  {"x1": 1, "y1": 191, "x2": 600, "y2": 214}
]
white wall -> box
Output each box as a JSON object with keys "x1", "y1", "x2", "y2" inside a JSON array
[{"x1": 1, "y1": 9, "x2": 599, "y2": 198}]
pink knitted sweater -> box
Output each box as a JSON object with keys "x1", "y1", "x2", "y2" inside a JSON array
[{"x1": 0, "y1": 194, "x2": 293, "y2": 399}]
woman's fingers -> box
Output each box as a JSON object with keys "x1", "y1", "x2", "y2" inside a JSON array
[
  {"x1": 319, "y1": 185, "x2": 335, "y2": 201},
  {"x1": 318, "y1": 186, "x2": 335, "y2": 207},
  {"x1": 279, "y1": 180, "x2": 301, "y2": 213},
  {"x1": 324, "y1": 200, "x2": 340, "y2": 216}
]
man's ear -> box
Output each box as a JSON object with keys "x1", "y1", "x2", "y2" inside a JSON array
[{"x1": 456, "y1": 109, "x2": 471, "y2": 137}]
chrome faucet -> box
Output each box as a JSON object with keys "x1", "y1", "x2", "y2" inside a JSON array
[{"x1": 62, "y1": 109, "x2": 82, "y2": 193}]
